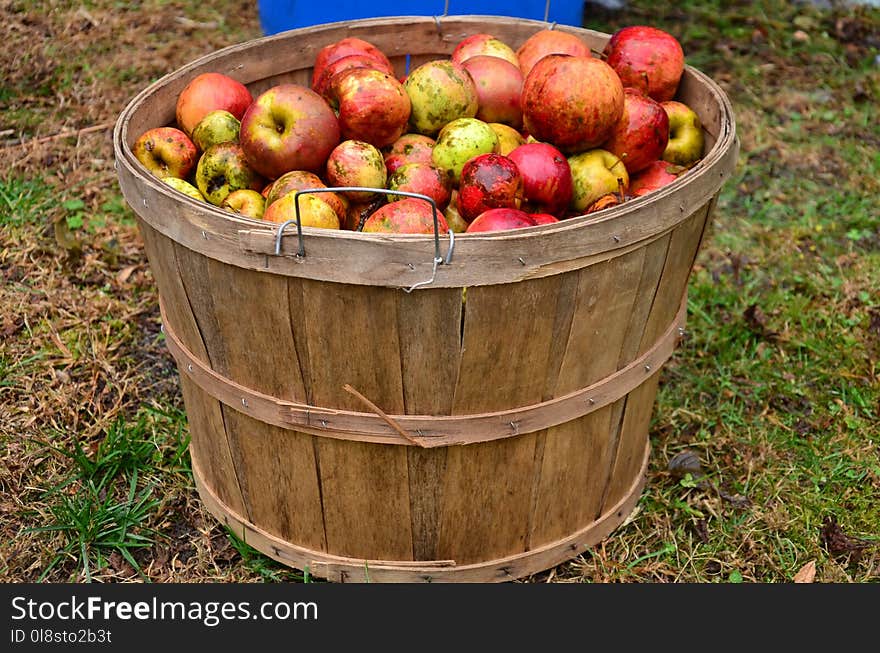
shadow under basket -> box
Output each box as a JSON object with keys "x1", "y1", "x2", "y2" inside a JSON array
[{"x1": 114, "y1": 16, "x2": 738, "y2": 582}]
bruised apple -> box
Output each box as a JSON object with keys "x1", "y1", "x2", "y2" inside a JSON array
[
  {"x1": 451, "y1": 33, "x2": 520, "y2": 67},
  {"x1": 311, "y1": 53, "x2": 395, "y2": 98},
  {"x1": 603, "y1": 25, "x2": 685, "y2": 102},
  {"x1": 404, "y1": 59, "x2": 479, "y2": 136},
  {"x1": 629, "y1": 160, "x2": 684, "y2": 197},
  {"x1": 387, "y1": 162, "x2": 452, "y2": 211},
  {"x1": 325, "y1": 139, "x2": 387, "y2": 201},
  {"x1": 312, "y1": 37, "x2": 394, "y2": 89},
  {"x1": 457, "y1": 153, "x2": 523, "y2": 223},
  {"x1": 382, "y1": 133, "x2": 436, "y2": 174},
  {"x1": 263, "y1": 192, "x2": 340, "y2": 229},
  {"x1": 133, "y1": 127, "x2": 198, "y2": 180},
  {"x1": 263, "y1": 170, "x2": 346, "y2": 220},
  {"x1": 362, "y1": 197, "x2": 449, "y2": 234},
  {"x1": 521, "y1": 54, "x2": 624, "y2": 154},
  {"x1": 194, "y1": 142, "x2": 263, "y2": 206}
]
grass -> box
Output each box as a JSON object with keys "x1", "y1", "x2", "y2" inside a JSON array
[{"x1": 0, "y1": 0, "x2": 877, "y2": 583}]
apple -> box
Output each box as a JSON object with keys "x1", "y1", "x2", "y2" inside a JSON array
[
  {"x1": 175, "y1": 72, "x2": 253, "y2": 137},
  {"x1": 603, "y1": 25, "x2": 685, "y2": 102},
  {"x1": 465, "y1": 207, "x2": 537, "y2": 233},
  {"x1": 311, "y1": 52, "x2": 396, "y2": 99},
  {"x1": 312, "y1": 37, "x2": 394, "y2": 89},
  {"x1": 507, "y1": 142, "x2": 573, "y2": 217},
  {"x1": 404, "y1": 59, "x2": 479, "y2": 136},
  {"x1": 195, "y1": 142, "x2": 264, "y2": 206},
  {"x1": 431, "y1": 117, "x2": 499, "y2": 184},
  {"x1": 567, "y1": 148, "x2": 629, "y2": 213},
  {"x1": 602, "y1": 88, "x2": 669, "y2": 175},
  {"x1": 457, "y1": 153, "x2": 524, "y2": 222},
  {"x1": 461, "y1": 55, "x2": 524, "y2": 129},
  {"x1": 162, "y1": 176, "x2": 205, "y2": 202},
  {"x1": 661, "y1": 100, "x2": 705, "y2": 166},
  {"x1": 387, "y1": 162, "x2": 452, "y2": 211},
  {"x1": 264, "y1": 170, "x2": 346, "y2": 220},
  {"x1": 325, "y1": 139, "x2": 387, "y2": 201},
  {"x1": 362, "y1": 197, "x2": 449, "y2": 234},
  {"x1": 516, "y1": 29, "x2": 593, "y2": 78},
  {"x1": 239, "y1": 84, "x2": 340, "y2": 179},
  {"x1": 489, "y1": 123, "x2": 526, "y2": 156},
  {"x1": 132, "y1": 127, "x2": 198, "y2": 180},
  {"x1": 191, "y1": 109, "x2": 240, "y2": 152},
  {"x1": 522, "y1": 54, "x2": 625, "y2": 154},
  {"x1": 326, "y1": 67, "x2": 411, "y2": 149},
  {"x1": 382, "y1": 133, "x2": 436, "y2": 174},
  {"x1": 629, "y1": 159, "x2": 685, "y2": 197},
  {"x1": 342, "y1": 197, "x2": 385, "y2": 231},
  {"x1": 262, "y1": 191, "x2": 341, "y2": 229},
  {"x1": 443, "y1": 190, "x2": 470, "y2": 233},
  {"x1": 528, "y1": 212, "x2": 560, "y2": 225},
  {"x1": 451, "y1": 33, "x2": 520, "y2": 68},
  {"x1": 221, "y1": 188, "x2": 265, "y2": 219}
]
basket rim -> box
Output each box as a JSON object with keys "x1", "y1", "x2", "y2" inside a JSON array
[{"x1": 113, "y1": 15, "x2": 739, "y2": 288}]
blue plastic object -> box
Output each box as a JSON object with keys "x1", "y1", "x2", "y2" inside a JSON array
[{"x1": 257, "y1": 1, "x2": 585, "y2": 36}]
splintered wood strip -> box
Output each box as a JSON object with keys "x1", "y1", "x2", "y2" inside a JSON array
[
  {"x1": 528, "y1": 250, "x2": 646, "y2": 547},
  {"x1": 394, "y1": 287, "x2": 461, "y2": 560},
  {"x1": 139, "y1": 222, "x2": 247, "y2": 517},
  {"x1": 299, "y1": 280, "x2": 413, "y2": 560},
  {"x1": 191, "y1": 439, "x2": 649, "y2": 582},
  {"x1": 436, "y1": 276, "x2": 560, "y2": 563}
]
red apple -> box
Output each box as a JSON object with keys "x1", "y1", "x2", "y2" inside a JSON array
[
  {"x1": 327, "y1": 68, "x2": 411, "y2": 149},
  {"x1": 528, "y1": 212, "x2": 560, "y2": 225},
  {"x1": 176, "y1": 72, "x2": 253, "y2": 137},
  {"x1": 507, "y1": 142, "x2": 573, "y2": 217},
  {"x1": 362, "y1": 197, "x2": 449, "y2": 234},
  {"x1": 386, "y1": 162, "x2": 452, "y2": 211},
  {"x1": 382, "y1": 133, "x2": 436, "y2": 174},
  {"x1": 451, "y1": 33, "x2": 520, "y2": 68},
  {"x1": 661, "y1": 100, "x2": 705, "y2": 166},
  {"x1": 603, "y1": 25, "x2": 685, "y2": 102},
  {"x1": 312, "y1": 37, "x2": 393, "y2": 85},
  {"x1": 194, "y1": 142, "x2": 264, "y2": 206},
  {"x1": 516, "y1": 29, "x2": 593, "y2": 78},
  {"x1": 263, "y1": 170, "x2": 347, "y2": 220},
  {"x1": 629, "y1": 159, "x2": 684, "y2": 197},
  {"x1": 132, "y1": 127, "x2": 198, "y2": 180},
  {"x1": 461, "y1": 55, "x2": 524, "y2": 129},
  {"x1": 457, "y1": 153, "x2": 524, "y2": 222},
  {"x1": 522, "y1": 54, "x2": 625, "y2": 154},
  {"x1": 311, "y1": 53, "x2": 396, "y2": 99},
  {"x1": 239, "y1": 84, "x2": 340, "y2": 179},
  {"x1": 465, "y1": 207, "x2": 536, "y2": 233},
  {"x1": 403, "y1": 59, "x2": 479, "y2": 136},
  {"x1": 325, "y1": 139, "x2": 387, "y2": 201},
  {"x1": 602, "y1": 88, "x2": 669, "y2": 175}
]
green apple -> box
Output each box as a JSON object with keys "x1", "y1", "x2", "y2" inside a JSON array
[
  {"x1": 221, "y1": 188, "x2": 265, "y2": 219},
  {"x1": 404, "y1": 59, "x2": 478, "y2": 136},
  {"x1": 162, "y1": 176, "x2": 205, "y2": 202},
  {"x1": 567, "y1": 149, "x2": 629, "y2": 214},
  {"x1": 195, "y1": 142, "x2": 263, "y2": 206},
  {"x1": 431, "y1": 117, "x2": 499, "y2": 185},
  {"x1": 191, "y1": 109, "x2": 241, "y2": 152},
  {"x1": 661, "y1": 100, "x2": 704, "y2": 166}
]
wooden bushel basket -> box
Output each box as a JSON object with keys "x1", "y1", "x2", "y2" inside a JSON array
[{"x1": 114, "y1": 16, "x2": 738, "y2": 582}]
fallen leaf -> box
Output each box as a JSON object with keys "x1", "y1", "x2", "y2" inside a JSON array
[
  {"x1": 793, "y1": 560, "x2": 816, "y2": 583},
  {"x1": 116, "y1": 264, "x2": 139, "y2": 285}
]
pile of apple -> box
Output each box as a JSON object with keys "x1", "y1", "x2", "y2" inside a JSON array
[{"x1": 132, "y1": 25, "x2": 706, "y2": 234}]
